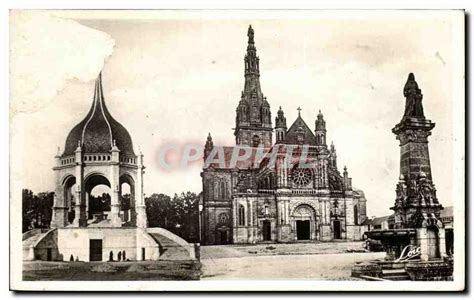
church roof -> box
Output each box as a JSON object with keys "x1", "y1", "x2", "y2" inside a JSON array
[
  {"x1": 284, "y1": 114, "x2": 316, "y2": 145},
  {"x1": 369, "y1": 215, "x2": 393, "y2": 226},
  {"x1": 62, "y1": 73, "x2": 135, "y2": 157},
  {"x1": 206, "y1": 146, "x2": 263, "y2": 169}
]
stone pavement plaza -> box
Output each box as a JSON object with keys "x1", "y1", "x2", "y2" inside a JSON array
[{"x1": 200, "y1": 241, "x2": 386, "y2": 280}]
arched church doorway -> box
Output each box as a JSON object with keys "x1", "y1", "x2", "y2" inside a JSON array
[
  {"x1": 296, "y1": 220, "x2": 310, "y2": 240},
  {"x1": 217, "y1": 228, "x2": 229, "y2": 244},
  {"x1": 292, "y1": 204, "x2": 317, "y2": 241}
]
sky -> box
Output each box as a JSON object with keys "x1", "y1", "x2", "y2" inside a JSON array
[{"x1": 10, "y1": 10, "x2": 463, "y2": 217}]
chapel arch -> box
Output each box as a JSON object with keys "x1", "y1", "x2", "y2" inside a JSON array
[
  {"x1": 120, "y1": 174, "x2": 135, "y2": 224},
  {"x1": 84, "y1": 174, "x2": 112, "y2": 222},
  {"x1": 63, "y1": 175, "x2": 76, "y2": 224}
]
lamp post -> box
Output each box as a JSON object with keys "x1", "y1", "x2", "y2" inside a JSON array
[{"x1": 198, "y1": 203, "x2": 203, "y2": 244}]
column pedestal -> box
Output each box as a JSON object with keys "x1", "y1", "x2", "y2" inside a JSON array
[
  {"x1": 110, "y1": 203, "x2": 122, "y2": 227},
  {"x1": 72, "y1": 205, "x2": 87, "y2": 227},
  {"x1": 135, "y1": 205, "x2": 147, "y2": 228},
  {"x1": 50, "y1": 206, "x2": 68, "y2": 228}
]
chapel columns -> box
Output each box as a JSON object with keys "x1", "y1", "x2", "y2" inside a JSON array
[
  {"x1": 72, "y1": 143, "x2": 86, "y2": 227},
  {"x1": 135, "y1": 152, "x2": 148, "y2": 228},
  {"x1": 109, "y1": 142, "x2": 122, "y2": 227}
]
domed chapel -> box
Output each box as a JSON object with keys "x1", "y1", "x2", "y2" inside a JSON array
[{"x1": 23, "y1": 73, "x2": 195, "y2": 262}]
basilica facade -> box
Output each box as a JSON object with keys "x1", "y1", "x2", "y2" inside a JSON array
[{"x1": 200, "y1": 26, "x2": 368, "y2": 245}]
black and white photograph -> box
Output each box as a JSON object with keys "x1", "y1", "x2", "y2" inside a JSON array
[{"x1": 7, "y1": 8, "x2": 465, "y2": 292}]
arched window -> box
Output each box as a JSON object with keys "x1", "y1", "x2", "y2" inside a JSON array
[
  {"x1": 252, "y1": 135, "x2": 260, "y2": 147},
  {"x1": 238, "y1": 204, "x2": 245, "y2": 226},
  {"x1": 297, "y1": 132, "x2": 304, "y2": 144},
  {"x1": 354, "y1": 205, "x2": 359, "y2": 225},
  {"x1": 220, "y1": 181, "x2": 226, "y2": 199}
]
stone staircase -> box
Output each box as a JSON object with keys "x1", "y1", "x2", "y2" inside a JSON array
[
  {"x1": 148, "y1": 233, "x2": 190, "y2": 260},
  {"x1": 22, "y1": 229, "x2": 54, "y2": 261},
  {"x1": 352, "y1": 260, "x2": 414, "y2": 281},
  {"x1": 381, "y1": 267, "x2": 410, "y2": 281},
  {"x1": 146, "y1": 228, "x2": 196, "y2": 261},
  {"x1": 23, "y1": 232, "x2": 46, "y2": 247}
]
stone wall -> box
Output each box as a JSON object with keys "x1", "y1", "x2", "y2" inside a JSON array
[
  {"x1": 400, "y1": 141, "x2": 432, "y2": 181},
  {"x1": 54, "y1": 228, "x2": 159, "y2": 262},
  {"x1": 405, "y1": 260, "x2": 453, "y2": 281}
]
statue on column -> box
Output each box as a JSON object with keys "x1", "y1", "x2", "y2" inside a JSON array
[
  {"x1": 248, "y1": 25, "x2": 254, "y2": 44},
  {"x1": 403, "y1": 73, "x2": 425, "y2": 119}
]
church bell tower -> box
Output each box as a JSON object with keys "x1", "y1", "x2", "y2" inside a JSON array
[{"x1": 234, "y1": 25, "x2": 273, "y2": 148}]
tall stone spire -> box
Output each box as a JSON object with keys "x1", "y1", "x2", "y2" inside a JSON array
[
  {"x1": 235, "y1": 25, "x2": 273, "y2": 148},
  {"x1": 243, "y1": 25, "x2": 263, "y2": 102},
  {"x1": 245, "y1": 25, "x2": 259, "y2": 77}
]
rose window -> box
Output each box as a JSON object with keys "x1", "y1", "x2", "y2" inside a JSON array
[
  {"x1": 292, "y1": 168, "x2": 312, "y2": 187},
  {"x1": 218, "y1": 212, "x2": 228, "y2": 225}
]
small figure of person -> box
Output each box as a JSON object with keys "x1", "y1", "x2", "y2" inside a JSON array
[
  {"x1": 109, "y1": 251, "x2": 114, "y2": 262},
  {"x1": 122, "y1": 250, "x2": 126, "y2": 261},
  {"x1": 75, "y1": 256, "x2": 79, "y2": 262},
  {"x1": 118, "y1": 251, "x2": 122, "y2": 261},
  {"x1": 70, "y1": 254, "x2": 74, "y2": 262}
]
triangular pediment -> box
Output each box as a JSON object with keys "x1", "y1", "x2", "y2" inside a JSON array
[{"x1": 285, "y1": 116, "x2": 316, "y2": 145}]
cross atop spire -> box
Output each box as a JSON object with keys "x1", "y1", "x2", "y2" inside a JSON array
[{"x1": 297, "y1": 107, "x2": 302, "y2": 116}]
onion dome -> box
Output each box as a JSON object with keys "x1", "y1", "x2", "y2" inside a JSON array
[{"x1": 62, "y1": 73, "x2": 135, "y2": 158}]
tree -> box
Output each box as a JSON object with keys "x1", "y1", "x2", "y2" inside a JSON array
[
  {"x1": 145, "y1": 193, "x2": 172, "y2": 228},
  {"x1": 172, "y1": 192, "x2": 200, "y2": 243},
  {"x1": 144, "y1": 192, "x2": 200, "y2": 242},
  {"x1": 22, "y1": 189, "x2": 54, "y2": 232},
  {"x1": 89, "y1": 193, "x2": 111, "y2": 214}
]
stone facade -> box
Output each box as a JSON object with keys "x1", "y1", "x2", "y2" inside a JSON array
[{"x1": 200, "y1": 26, "x2": 368, "y2": 245}]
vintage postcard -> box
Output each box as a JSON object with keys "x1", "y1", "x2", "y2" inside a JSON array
[{"x1": 9, "y1": 10, "x2": 465, "y2": 291}]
